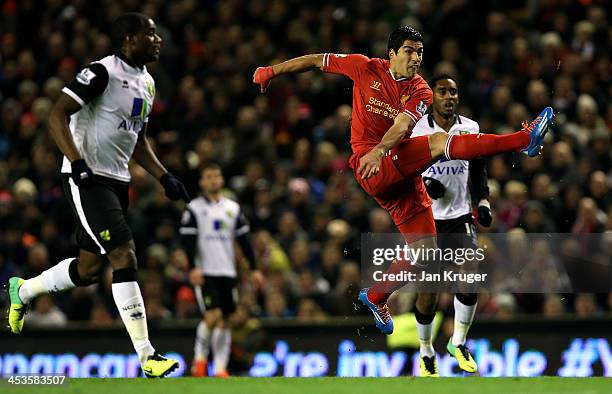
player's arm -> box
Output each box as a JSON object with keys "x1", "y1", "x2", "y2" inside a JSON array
[
  {"x1": 253, "y1": 54, "x2": 324, "y2": 92},
  {"x1": 132, "y1": 123, "x2": 167, "y2": 180},
  {"x1": 179, "y1": 208, "x2": 198, "y2": 268},
  {"x1": 234, "y1": 211, "x2": 264, "y2": 288},
  {"x1": 132, "y1": 124, "x2": 191, "y2": 203},
  {"x1": 179, "y1": 208, "x2": 204, "y2": 286},
  {"x1": 358, "y1": 85, "x2": 432, "y2": 179},
  {"x1": 357, "y1": 112, "x2": 415, "y2": 179},
  {"x1": 48, "y1": 95, "x2": 83, "y2": 162},
  {"x1": 469, "y1": 157, "x2": 492, "y2": 227},
  {"x1": 50, "y1": 63, "x2": 109, "y2": 185},
  {"x1": 234, "y1": 211, "x2": 256, "y2": 269}
]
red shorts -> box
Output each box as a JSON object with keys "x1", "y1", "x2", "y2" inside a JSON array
[
  {"x1": 397, "y1": 207, "x2": 436, "y2": 243},
  {"x1": 351, "y1": 135, "x2": 434, "y2": 226}
]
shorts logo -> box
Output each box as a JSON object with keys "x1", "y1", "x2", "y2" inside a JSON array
[
  {"x1": 370, "y1": 80, "x2": 382, "y2": 91},
  {"x1": 99, "y1": 229, "x2": 111, "y2": 241},
  {"x1": 76, "y1": 68, "x2": 96, "y2": 85}
]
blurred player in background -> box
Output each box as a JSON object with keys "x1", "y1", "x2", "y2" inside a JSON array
[
  {"x1": 254, "y1": 26, "x2": 552, "y2": 344},
  {"x1": 180, "y1": 163, "x2": 260, "y2": 377},
  {"x1": 410, "y1": 74, "x2": 491, "y2": 376},
  {"x1": 4, "y1": 13, "x2": 190, "y2": 378}
]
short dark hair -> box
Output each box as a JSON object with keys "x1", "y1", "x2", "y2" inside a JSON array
[
  {"x1": 201, "y1": 163, "x2": 222, "y2": 174},
  {"x1": 429, "y1": 74, "x2": 458, "y2": 90},
  {"x1": 387, "y1": 26, "x2": 423, "y2": 55},
  {"x1": 110, "y1": 13, "x2": 149, "y2": 50}
]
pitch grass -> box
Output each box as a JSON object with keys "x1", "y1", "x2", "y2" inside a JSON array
[{"x1": 10, "y1": 377, "x2": 611, "y2": 394}]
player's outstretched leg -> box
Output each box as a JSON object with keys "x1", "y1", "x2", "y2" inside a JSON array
[
  {"x1": 441, "y1": 106, "x2": 554, "y2": 160},
  {"x1": 415, "y1": 296, "x2": 439, "y2": 377},
  {"x1": 4, "y1": 256, "x2": 97, "y2": 334},
  {"x1": 358, "y1": 287, "x2": 394, "y2": 334},
  {"x1": 447, "y1": 293, "x2": 478, "y2": 373}
]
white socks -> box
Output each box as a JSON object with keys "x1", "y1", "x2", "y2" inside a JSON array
[
  {"x1": 19, "y1": 258, "x2": 77, "y2": 303},
  {"x1": 194, "y1": 320, "x2": 211, "y2": 361},
  {"x1": 452, "y1": 296, "x2": 477, "y2": 346},
  {"x1": 417, "y1": 321, "x2": 435, "y2": 357},
  {"x1": 211, "y1": 328, "x2": 231, "y2": 373},
  {"x1": 112, "y1": 281, "x2": 155, "y2": 364}
]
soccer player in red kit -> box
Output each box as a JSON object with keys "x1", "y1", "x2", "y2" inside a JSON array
[{"x1": 253, "y1": 26, "x2": 552, "y2": 348}]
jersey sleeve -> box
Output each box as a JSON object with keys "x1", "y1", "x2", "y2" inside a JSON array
[
  {"x1": 179, "y1": 208, "x2": 198, "y2": 267},
  {"x1": 402, "y1": 84, "x2": 433, "y2": 124},
  {"x1": 322, "y1": 53, "x2": 370, "y2": 81},
  {"x1": 62, "y1": 63, "x2": 109, "y2": 106},
  {"x1": 234, "y1": 210, "x2": 250, "y2": 237}
]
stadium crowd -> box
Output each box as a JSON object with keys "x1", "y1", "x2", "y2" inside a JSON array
[{"x1": 0, "y1": 0, "x2": 610, "y2": 339}]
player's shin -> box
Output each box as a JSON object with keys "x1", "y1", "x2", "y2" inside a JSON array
[
  {"x1": 211, "y1": 327, "x2": 231, "y2": 375},
  {"x1": 368, "y1": 257, "x2": 413, "y2": 304},
  {"x1": 19, "y1": 257, "x2": 81, "y2": 303},
  {"x1": 415, "y1": 308, "x2": 436, "y2": 357},
  {"x1": 452, "y1": 293, "x2": 477, "y2": 346},
  {"x1": 445, "y1": 132, "x2": 530, "y2": 160},
  {"x1": 194, "y1": 320, "x2": 211, "y2": 361},
  {"x1": 111, "y1": 268, "x2": 155, "y2": 365}
]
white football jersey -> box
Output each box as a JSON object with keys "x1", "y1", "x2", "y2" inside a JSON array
[
  {"x1": 411, "y1": 114, "x2": 480, "y2": 220},
  {"x1": 179, "y1": 196, "x2": 249, "y2": 278},
  {"x1": 60, "y1": 53, "x2": 155, "y2": 182}
]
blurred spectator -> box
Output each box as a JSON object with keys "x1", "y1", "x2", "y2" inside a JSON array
[
  {"x1": 28, "y1": 294, "x2": 67, "y2": 327},
  {"x1": 0, "y1": 1, "x2": 609, "y2": 323}
]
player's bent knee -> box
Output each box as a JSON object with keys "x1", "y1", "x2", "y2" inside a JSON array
[
  {"x1": 428, "y1": 132, "x2": 449, "y2": 160},
  {"x1": 108, "y1": 243, "x2": 138, "y2": 271}
]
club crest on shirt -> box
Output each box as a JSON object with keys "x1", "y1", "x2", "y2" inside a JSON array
[
  {"x1": 400, "y1": 94, "x2": 410, "y2": 105},
  {"x1": 416, "y1": 100, "x2": 427, "y2": 116},
  {"x1": 145, "y1": 80, "x2": 155, "y2": 97}
]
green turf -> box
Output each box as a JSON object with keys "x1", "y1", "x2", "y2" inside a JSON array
[{"x1": 5, "y1": 377, "x2": 611, "y2": 394}]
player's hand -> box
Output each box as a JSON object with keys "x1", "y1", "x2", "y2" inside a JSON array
[
  {"x1": 160, "y1": 172, "x2": 191, "y2": 203},
  {"x1": 358, "y1": 148, "x2": 384, "y2": 179},
  {"x1": 251, "y1": 269, "x2": 265, "y2": 290},
  {"x1": 253, "y1": 66, "x2": 275, "y2": 93},
  {"x1": 71, "y1": 158, "x2": 94, "y2": 187},
  {"x1": 477, "y1": 199, "x2": 492, "y2": 227},
  {"x1": 423, "y1": 177, "x2": 446, "y2": 199},
  {"x1": 189, "y1": 267, "x2": 204, "y2": 286}
]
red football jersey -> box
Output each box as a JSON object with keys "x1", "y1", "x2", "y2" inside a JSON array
[{"x1": 322, "y1": 53, "x2": 433, "y2": 169}]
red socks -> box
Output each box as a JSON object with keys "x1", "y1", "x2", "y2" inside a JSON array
[
  {"x1": 368, "y1": 257, "x2": 414, "y2": 304},
  {"x1": 446, "y1": 131, "x2": 530, "y2": 160}
]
